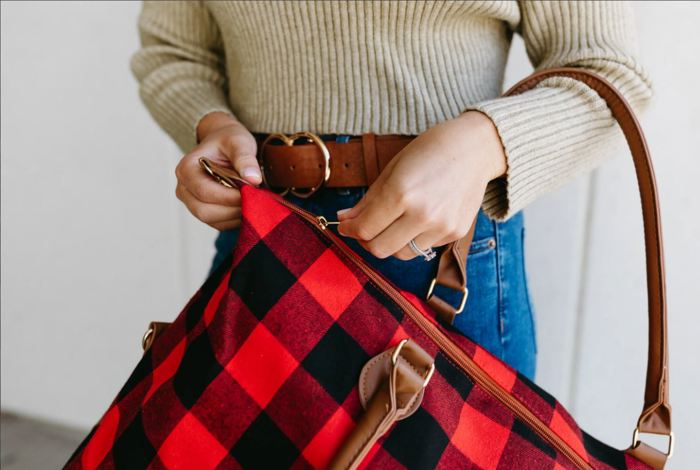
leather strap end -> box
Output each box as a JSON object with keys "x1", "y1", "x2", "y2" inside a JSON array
[
  {"x1": 428, "y1": 223, "x2": 476, "y2": 325},
  {"x1": 426, "y1": 294, "x2": 458, "y2": 325},
  {"x1": 361, "y1": 133, "x2": 379, "y2": 185}
]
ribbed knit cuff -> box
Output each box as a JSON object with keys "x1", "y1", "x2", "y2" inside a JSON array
[
  {"x1": 464, "y1": 76, "x2": 619, "y2": 221},
  {"x1": 131, "y1": 1, "x2": 235, "y2": 153},
  {"x1": 136, "y1": 63, "x2": 233, "y2": 153}
]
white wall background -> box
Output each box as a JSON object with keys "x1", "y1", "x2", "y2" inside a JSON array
[{"x1": 2, "y1": 1, "x2": 698, "y2": 468}]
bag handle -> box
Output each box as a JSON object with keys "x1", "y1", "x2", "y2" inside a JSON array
[{"x1": 430, "y1": 68, "x2": 672, "y2": 464}]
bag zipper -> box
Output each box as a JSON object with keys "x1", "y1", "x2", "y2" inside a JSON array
[{"x1": 273, "y1": 194, "x2": 591, "y2": 470}]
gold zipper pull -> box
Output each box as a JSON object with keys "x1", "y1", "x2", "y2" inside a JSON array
[{"x1": 317, "y1": 216, "x2": 340, "y2": 230}]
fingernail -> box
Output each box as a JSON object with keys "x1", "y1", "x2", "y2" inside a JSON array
[
  {"x1": 242, "y1": 167, "x2": 261, "y2": 180},
  {"x1": 337, "y1": 208, "x2": 351, "y2": 218},
  {"x1": 337, "y1": 223, "x2": 346, "y2": 236}
]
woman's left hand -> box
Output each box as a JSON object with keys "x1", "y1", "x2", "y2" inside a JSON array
[{"x1": 336, "y1": 111, "x2": 507, "y2": 260}]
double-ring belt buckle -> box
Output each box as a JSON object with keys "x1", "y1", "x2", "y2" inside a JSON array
[{"x1": 258, "y1": 131, "x2": 331, "y2": 198}]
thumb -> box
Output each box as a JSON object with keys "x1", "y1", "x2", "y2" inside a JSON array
[
  {"x1": 232, "y1": 153, "x2": 262, "y2": 185},
  {"x1": 222, "y1": 133, "x2": 262, "y2": 185}
]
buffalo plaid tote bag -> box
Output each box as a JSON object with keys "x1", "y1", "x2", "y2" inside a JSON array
[{"x1": 63, "y1": 69, "x2": 672, "y2": 469}]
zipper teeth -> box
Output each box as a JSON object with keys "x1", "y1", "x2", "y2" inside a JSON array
[{"x1": 273, "y1": 195, "x2": 591, "y2": 470}]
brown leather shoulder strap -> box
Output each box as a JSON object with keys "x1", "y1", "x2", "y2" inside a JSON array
[{"x1": 434, "y1": 68, "x2": 671, "y2": 458}]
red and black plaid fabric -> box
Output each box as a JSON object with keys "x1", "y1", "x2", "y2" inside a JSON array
[{"x1": 64, "y1": 184, "x2": 650, "y2": 469}]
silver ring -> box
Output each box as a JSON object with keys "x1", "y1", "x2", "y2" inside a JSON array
[{"x1": 408, "y1": 238, "x2": 437, "y2": 261}]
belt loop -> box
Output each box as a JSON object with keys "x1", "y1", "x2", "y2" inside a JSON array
[{"x1": 362, "y1": 133, "x2": 379, "y2": 185}]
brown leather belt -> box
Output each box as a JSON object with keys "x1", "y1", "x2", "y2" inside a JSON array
[{"x1": 255, "y1": 132, "x2": 415, "y2": 195}]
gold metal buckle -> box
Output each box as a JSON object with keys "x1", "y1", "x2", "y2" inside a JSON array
[
  {"x1": 391, "y1": 338, "x2": 436, "y2": 388},
  {"x1": 426, "y1": 278, "x2": 468, "y2": 315},
  {"x1": 258, "y1": 131, "x2": 331, "y2": 198},
  {"x1": 632, "y1": 428, "x2": 674, "y2": 458}
]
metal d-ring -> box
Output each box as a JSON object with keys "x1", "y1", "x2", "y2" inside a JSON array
[{"x1": 391, "y1": 338, "x2": 436, "y2": 388}]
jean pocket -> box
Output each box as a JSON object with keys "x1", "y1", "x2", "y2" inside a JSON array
[
  {"x1": 469, "y1": 236, "x2": 497, "y2": 256},
  {"x1": 454, "y1": 236, "x2": 502, "y2": 359}
]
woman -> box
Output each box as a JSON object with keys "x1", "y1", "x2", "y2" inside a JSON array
[{"x1": 131, "y1": 1, "x2": 651, "y2": 381}]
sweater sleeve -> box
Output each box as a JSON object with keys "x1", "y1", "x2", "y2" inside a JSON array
[
  {"x1": 463, "y1": 1, "x2": 653, "y2": 221},
  {"x1": 130, "y1": 1, "x2": 233, "y2": 153}
]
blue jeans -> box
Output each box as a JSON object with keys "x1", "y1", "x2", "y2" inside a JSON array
[{"x1": 208, "y1": 136, "x2": 537, "y2": 380}]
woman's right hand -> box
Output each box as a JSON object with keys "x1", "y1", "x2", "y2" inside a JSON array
[{"x1": 175, "y1": 112, "x2": 262, "y2": 231}]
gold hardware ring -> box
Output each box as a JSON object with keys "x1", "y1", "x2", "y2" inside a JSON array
[
  {"x1": 142, "y1": 327, "x2": 154, "y2": 351},
  {"x1": 258, "y1": 131, "x2": 331, "y2": 198},
  {"x1": 426, "y1": 278, "x2": 469, "y2": 315},
  {"x1": 391, "y1": 338, "x2": 436, "y2": 388}
]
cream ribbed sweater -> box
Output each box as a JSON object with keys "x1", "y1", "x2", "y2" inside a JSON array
[{"x1": 130, "y1": 1, "x2": 652, "y2": 220}]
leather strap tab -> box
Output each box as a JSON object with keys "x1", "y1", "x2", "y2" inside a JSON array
[
  {"x1": 427, "y1": 223, "x2": 475, "y2": 324},
  {"x1": 358, "y1": 349, "x2": 425, "y2": 419},
  {"x1": 141, "y1": 321, "x2": 171, "y2": 353},
  {"x1": 329, "y1": 339, "x2": 434, "y2": 470},
  {"x1": 627, "y1": 442, "x2": 668, "y2": 470}
]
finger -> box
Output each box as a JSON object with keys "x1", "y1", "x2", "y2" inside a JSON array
[
  {"x1": 177, "y1": 184, "x2": 242, "y2": 224},
  {"x1": 395, "y1": 213, "x2": 474, "y2": 260},
  {"x1": 362, "y1": 212, "x2": 445, "y2": 260},
  {"x1": 336, "y1": 169, "x2": 392, "y2": 221},
  {"x1": 427, "y1": 209, "x2": 475, "y2": 248},
  {"x1": 211, "y1": 219, "x2": 241, "y2": 231},
  {"x1": 220, "y1": 131, "x2": 261, "y2": 185},
  {"x1": 187, "y1": 170, "x2": 242, "y2": 206},
  {"x1": 336, "y1": 190, "x2": 405, "y2": 241},
  {"x1": 337, "y1": 194, "x2": 369, "y2": 221},
  {"x1": 336, "y1": 155, "x2": 401, "y2": 221},
  {"x1": 393, "y1": 230, "x2": 443, "y2": 261},
  {"x1": 361, "y1": 213, "x2": 425, "y2": 259},
  {"x1": 177, "y1": 152, "x2": 242, "y2": 206}
]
